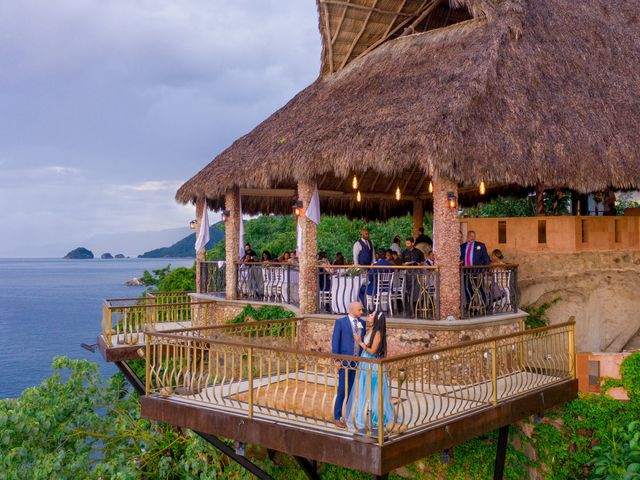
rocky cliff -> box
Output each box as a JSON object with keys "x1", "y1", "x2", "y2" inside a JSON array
[{"x1": 514, "y1": 250, "x2": 640, "y2": 352}]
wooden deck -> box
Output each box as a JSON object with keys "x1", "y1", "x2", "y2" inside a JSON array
[{"x1": 142, "y1": 378, "x2": 577, "y2": 475}]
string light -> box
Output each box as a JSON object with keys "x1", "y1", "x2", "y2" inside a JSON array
[
  {"x1": 395, "y1": 186, "x2": 401, "y2": 201},
  {"x1": 356, "y1": 190, "x2": 361, "y2": 202},
  {"x1": 428, "y1": 181, "x2": 433, "y2": 194},
  {"x1": 479, "y1": 181, "x2": 486, "y2": 195},
  {"x1": 352, "y1": 175, "x2": 358, "y2": 190}
]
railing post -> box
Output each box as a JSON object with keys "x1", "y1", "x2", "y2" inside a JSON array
[
  {"x1": 491, "y1": 340, "x2": 498, "y2": 405},
  {"x1": 145, "y1": 332, "x2": 151, "y2": 394},
  {"x1": 568, "y1": 323, "x2": 576, "y2": 378},
  {"x1": 518, "y1": 318, "x2": 525, "y2": 371},
  {"x1": 248, "y1": 347, "x2": 253, "y2": 419},
  {"x1": 378, "y1": 361, "x2": 385, "y2": 445}
]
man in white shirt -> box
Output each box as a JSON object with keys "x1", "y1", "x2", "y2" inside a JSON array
[{"x1": 352, "y1": 228, "x2": 375, "y2": 265}]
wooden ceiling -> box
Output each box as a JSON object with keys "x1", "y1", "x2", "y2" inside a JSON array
[{"x1": 317, "y1": 0, "x2": 473, "y2": 76}]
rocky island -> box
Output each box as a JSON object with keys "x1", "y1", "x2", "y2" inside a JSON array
[
  {"x1": 101, "y1": 253, "x2": 114, "y2": 259},
  {"x1": 64, "y1": 247, "x2": 94, "y2": 259}
]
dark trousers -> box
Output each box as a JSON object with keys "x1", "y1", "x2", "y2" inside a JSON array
[{"x1": 334, "y1": 365, "x2": 356, "y2": 420}]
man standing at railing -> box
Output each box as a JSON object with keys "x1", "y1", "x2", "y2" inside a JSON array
[
  {"x1": 352, "y1": 228, "x2": 375, "y2": 265},
  {"x1": 331, "y1": 301, "x2": 366, "y2": 428},
  {"x1": 460, "y1": 230, "x2": 490, "y2": 315}
]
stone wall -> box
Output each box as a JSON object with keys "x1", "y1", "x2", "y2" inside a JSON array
[
  {"x1": 297, "y1": 317, "x2": 521, "y2": 355},
  {"x1": 512, "y1": 250, "x2": 640, "y2": 352}
]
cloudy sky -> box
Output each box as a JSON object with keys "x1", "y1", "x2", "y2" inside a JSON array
[{"x1": 0, "y1": 0, "x2": 321, "y2": 256}]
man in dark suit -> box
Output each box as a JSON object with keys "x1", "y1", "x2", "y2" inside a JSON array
[
  {"x1": 460, "y1": 231, "x2": 490, "y2": 315},
  {"x1": 331, "y1": 301, "x2": 366, "y2": 428}
]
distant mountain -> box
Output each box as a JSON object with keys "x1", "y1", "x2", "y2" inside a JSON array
[
  {"x1": 139, "y1": 223, "x2": 224, "y2": 258},
  {"x1": 64, "y1": 247, "x2": 94, "y2": 259},
  {"x1": 81, "y1": 227, "x2": 192, "y2": 258}
]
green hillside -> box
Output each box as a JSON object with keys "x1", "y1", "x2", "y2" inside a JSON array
[{"x1": 139, "y1": 223, "x2": 224, "y2": 258}]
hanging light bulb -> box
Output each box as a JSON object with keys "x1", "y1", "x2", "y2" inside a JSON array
[
  {"x1": 356, "y1": 190, "x2": 361, "y2": 202},
  {"x1": 395, "y1": 186, "x2": 401, "y2": 201},
  {"x1": 428, "y1": 181, "x2": 433, "y2": 194},
  {"x1": 479, "y1": 180, "x2": 486, "y2": 195},
  {"x1": 352, "y1": 175, "x2": 358, "y2": 190}
]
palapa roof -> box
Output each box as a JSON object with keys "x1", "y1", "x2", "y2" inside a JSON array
[{"x1": 177, "y1": 0, "x2": 640, "y2": 219}]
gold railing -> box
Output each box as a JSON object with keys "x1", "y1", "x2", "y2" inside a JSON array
[
  {"x1": 102, "y1": 293, "x2": 217, "y2": 347},
  {"x1": 145, "y1": 320, "x2": 575, "y2": 445}
]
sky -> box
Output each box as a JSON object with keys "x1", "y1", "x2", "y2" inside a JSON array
[{"x1": 0, "y1": 0, "x2": 321, "y2": 257}]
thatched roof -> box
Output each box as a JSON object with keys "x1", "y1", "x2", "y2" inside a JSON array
[{"x1": 177, "y1": 0, "x2": 640, "y2": 218}]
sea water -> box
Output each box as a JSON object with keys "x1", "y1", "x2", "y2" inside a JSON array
[{"x1": 0, "y1": 257, "x2": 194, "y2": 398}]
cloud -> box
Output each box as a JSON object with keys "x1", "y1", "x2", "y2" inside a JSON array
[{"x1": 0, "y1": 1, "x2": 321, "y2": 256}]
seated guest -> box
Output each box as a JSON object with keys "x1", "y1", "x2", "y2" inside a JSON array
[
  {"x1": 384, "y1": 249, "x2": 395, "y2": 264},
  {"x1": 261, "y1": 250, "x2": 272, "y2": 262},
  {"x1": 244, "y1": 243, "x2": 257, "y2": 259},
  {"x1": 402, "y1": 237, "x2": 425, "y2": 265},
  {"x1": 241, "y1": 253, "x2": 254, "y2": 264},
  {"x1": 425, "y1": 250, "x2": 435, "y2": 266},
  {"x1": 333, "y1": 252, "x2": 346, "y2": 265},
  {"x1": 290, "y1": 250, "x2": 299, "y2": 264},
  {"x1": 391, "y1": 251, "x2": 403, "y2": 265},
  {"x1": 279, "y1": 251, "x2": 291, "y2": 263},
  {"x1": 390, "y1": 235, "x2": 402, "y2": 255},
  {"x1": 318, "y1": 251, "x2": 333, "y2": 292},
  {"x1": 359, "y1": 249, "x2": 393, "y2": 307}
]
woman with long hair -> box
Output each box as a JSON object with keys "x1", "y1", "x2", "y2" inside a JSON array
[{"x1": 346, "y1": 310, "x2": 399, "y2": 435}]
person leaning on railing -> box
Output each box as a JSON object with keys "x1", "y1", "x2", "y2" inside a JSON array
[{"x1": 460, "y1": 230, "x2": 490, "y2": 312}]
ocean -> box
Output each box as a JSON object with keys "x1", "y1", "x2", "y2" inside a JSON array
[{"x1": 0, "y1": 257, "x2": 194, "y2": 398}]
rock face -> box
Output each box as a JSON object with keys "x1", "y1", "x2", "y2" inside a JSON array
[
  {"x1": 101, "y1": 253, "x2": 114, "y2": 259},
  {"x1": 114, "y1": 254, "x2": 125, "y2": 259},
  {"x1": 125, "y1": 277, "x2": 144, "y2": 286},
  {"x1": 64, "y1": 247, "x2": 94, "y2": 259},
  {"x1": 514, "y1": 250, "x2": 640, "y2": 352}
]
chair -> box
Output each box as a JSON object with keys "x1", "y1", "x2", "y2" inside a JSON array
[
  {"x1": 389, "y1": 272, "x2": 406, "y2": 315},
  {"x1": 491, "y1": 268, "x2": 511, "y2": 311},
  {"x1": 367, "y1": 272, "x2": 394, "y2": 314}
]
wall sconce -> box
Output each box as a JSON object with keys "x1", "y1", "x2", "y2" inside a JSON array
[
  {"x1": 352, "y1": 175, "x2": 358, "y2": 190},
  {"x1": 479, "y1": 181, "x2": 486, "y2": 195},
  {"x1": 356, "y1": 190, "x2": 362, "y2": 202},
  {"x1": 447, "y1": 191, "x2": 457, "y2": 209},
  {"x1": 395, "y1": 186, "x2": 401, "y2": 201},
  {"x1": 428, "y1": 181, "x2": 433, "y2": 194},
  {"x1": 221, "y1": 210, "x2": 231, "y2": 222},
  {"x1": 189, "y1": 219, "x2": 197, "y2": 230},
  {"x1": 293, "y1": 200, "x2": 304, "y2": 216}
]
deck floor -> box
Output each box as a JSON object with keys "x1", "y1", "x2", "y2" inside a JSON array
[{"x1": 157, "y1": 369, "x2": 561, "y2": 441}]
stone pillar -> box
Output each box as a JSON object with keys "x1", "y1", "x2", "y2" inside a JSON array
[
  {"x1": 297, "y1": 181, "x2": 318, "y2": 314},
  {"x1": 224, "y1": 187, "x2": 241, "y2": 300},
  {"x1": 432, "y1": 174, "x2": 460, "y2": 319},
  {"x1": 195, "y1": 198, "x2": 206, "y2": 293},
  {"x1": 412, "y1": 199, "x2": 424, "y2": 239}
]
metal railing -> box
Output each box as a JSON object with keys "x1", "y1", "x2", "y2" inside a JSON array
[
  {"x1": 102, "y1": 294, "x2": 217, "y2": 347},
  {"x1": 460, "y1": 265, "x2": 519, "y2": 319},
  {"x1": 145, "y1": 319, "x2": 574, "y2": 445},
  {"x1": 235, "y1": 262, "x2": 300, "y2": 307},
  {"x1": 317, "y1": 265, "x2": 440, "y2": 320},
  {"x1": 199, "y1": 261, "x2": 226, "y2": 294}
]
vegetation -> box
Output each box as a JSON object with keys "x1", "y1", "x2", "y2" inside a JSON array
[
  {"x1": 139, "y1": 223, "x2": 224, "y2": 258},
  {"x1": 228, "y1": 304, "x2": 295, "y2": 324},
  {"x1": 140, "y1": 264, "x2": 197, "y2": 292},
  {"x1": 521, "y1": 297, "x2": 561, "y2": 330}
]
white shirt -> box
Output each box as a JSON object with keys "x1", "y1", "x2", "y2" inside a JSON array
[
  {"x1": 348, "y1": 315, "x2": 362, "y2": 355},
  {"x1": 352, "y1": 238, "x2": 374, "y2": 265}
]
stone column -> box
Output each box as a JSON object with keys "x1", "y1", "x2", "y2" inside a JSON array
[
  {"x1": 297, "y1": 181, "x2": 318, "y2": 314},
  {"x1": 195, "y1": 198, "x2": 206, "y2": 293},
  {"x1": 432, "y1": 174, "x2": 460, "y2": 319},
  {"x1": 224, "y1": 187, "x2": 241, "y2": 300},
  {"x1": 412, "y1": 199, "x2": 424, "y2": 240}
]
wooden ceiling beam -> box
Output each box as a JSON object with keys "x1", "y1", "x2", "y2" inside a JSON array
[
  {"x1": 400, "y1": 0, "x2": 441, "y2": 37},
  {"x1": 338, "y1": 0, "x2": 380, "y2": 71},
  {"x1": 330, "y1": 4, "x2": 349, "y2": 46},
  {"x1": 321, "y1": 0, "x2": 414, "y2": 18},
  {"x1": 321, "y1": 2, "x2": 335, "y2": 74}
]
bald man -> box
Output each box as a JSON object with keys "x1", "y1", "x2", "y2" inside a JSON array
[{"x1": 331, "y1": 301, "x2": 366, "y2": 428}]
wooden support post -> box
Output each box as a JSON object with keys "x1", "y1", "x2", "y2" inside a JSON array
[
  {"x1": 298, "y1": 181, "x2": 318, "y2": 314},
  {"x1": 225, "y1": 187, "x2": 241, "y2": 300},
  {"x1": 195, "y1": 198, "x2": 206, "y2": 293},
  {"x1": 535, "y1": 184, "x2": 545, "y2": 216},
  {"x1": 432, "y1": 174, "x2": 460, "y2": 319},
  {"x1": 493, "y1": 425, "x2": 510, "y2": 480},
  {"x1": 412, "y1": 199, "x2": 424, "y2": 240}
]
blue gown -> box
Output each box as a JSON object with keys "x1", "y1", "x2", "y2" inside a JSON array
[{"x1": 345, "y1": 348, "x2": 396, "y2": 432}]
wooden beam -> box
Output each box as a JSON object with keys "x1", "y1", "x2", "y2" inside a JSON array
[
  {"x1": 321, "y1": 2, "x2": 335, "y2": 74},
  {"x1": 357, "y1": 0, "x2": 430, "y2": 59},
  {"x1": 399, "y1": 0, "x2": 441, "y2": 37},
  {"x1": 338, "y1": 0, "x2": 380, "y2": 71},
  {"x1": 322, "y1": 0, "x2": 413, "y2": 18},
  {"x1": 240, "y1": 188, "x2": 296, "y2": 197},
  {"x1": 330, "y1": 3, "x2": 349, "y2": 46}
]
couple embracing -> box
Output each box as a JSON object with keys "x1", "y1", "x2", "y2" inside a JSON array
[{"x1": 331, "y1": 301, "x2": 397, "y2": 434}]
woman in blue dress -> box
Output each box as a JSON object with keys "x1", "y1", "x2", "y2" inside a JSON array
[{"x1": 345, "y1": 310, "x2": 398, "y2": 435}]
